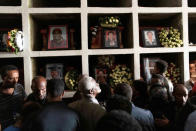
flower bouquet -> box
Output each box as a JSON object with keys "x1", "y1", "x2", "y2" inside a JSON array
[
  {"x1": 64, "y1": 70, "x2": 80, "y2": 90},
  {"x1": 99, "y1": 16, "x2": 121, "y2": 28},
  {"x1": 159, "y1": 27, "x2": 183, "y2": 48},
  {"x1": 97, "y1": 55, "x2": 115, "y2": 68},
  {"x1": 165, "y1": 62, "x2": 181, "y2": 84},
  {"x1": 109, "y1": 64, "x2": 133, "y2": 87},
  {"x1": 7, "y1": 29, "x2": 24, "y2": 54}
]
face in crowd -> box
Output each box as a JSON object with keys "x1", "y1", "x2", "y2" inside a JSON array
[
  {"x1": 173, "y1": 84, "x2": 188, "y2": 106},
  {"x1": 3, "y1": 69, "x2": 19, "y2": 88},
  {"x1": 31, "y1": 76, "x2": 47, "y2": 100}
]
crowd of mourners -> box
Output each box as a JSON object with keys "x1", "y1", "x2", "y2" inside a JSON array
[{"x1": 0, "y1": 60, "x2": 196, "y2": 131}]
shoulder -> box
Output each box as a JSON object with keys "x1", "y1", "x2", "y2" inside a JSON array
[
  {"x1": 132, "y1": 104, "x2": 154, "y2": 124},
  {"x1": 184, "y1": 111, "x2": 196, "y2": 131},
  {"x1": 186, "y1": 110, "x2": 196, "y2": 122},
  {"x1": 15, "y1": 83, "x2": 24, "y2": 91},
  {"x1": 132, "y1": 105, "x2": 152, "y2": 116},
  {"x1": 4, "y1": 125, "x2": 20, "y2": 131},
  {"x1": 69, "y1": 99, "x2": 105, "y2": 112},
  {"x1": 14, "y1": 84, "x2": 26, "y2": 96},
  {"x1": 68, "y1": 100, "x2": 81, "y2": 108},
  {"x1": 26, "y1": 93, "x2": 35, "y2": 101},
  {"x1": 41, "y1": 102, "x2": 79, "y2": 118}
]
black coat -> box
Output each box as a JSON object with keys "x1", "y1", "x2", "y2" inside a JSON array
[{"x1": 29, "y1": 101, "x2": 81, "y2": 131}]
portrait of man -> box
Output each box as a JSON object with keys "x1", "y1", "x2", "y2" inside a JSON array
[
  {"x1": 0, "y1": 32, "x2": 8, "y2": 51},
  {"x1": 46, "y1": 64, "x2": 64, "y2": 80},
  {"x1": 104, "y1": 30, "x2": 118, "y2": 48},
  {"x1": 48, "y1": 25, "x2": 68, "y2": 49},
  {"x1": 142, "y1": 29, "x2": 159, "y2": 47},
  {"x1": 95, "y1": 68, "x2": 107, "y2": 84}
]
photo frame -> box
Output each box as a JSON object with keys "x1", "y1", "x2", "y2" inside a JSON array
[
  {"x1": 95, "y1": 68, "x2": 108, "y2": 84},
  {"x1": 46, "y1": 63, "x2": 64, "y2": 80},
  {"x1": 48, "y1": 25, "x2": 69, "y2": 50},
  {"x1": 0, "y1": 29, "x2": 9, "y2": 51},
  {"x1": 143, "y1": 57, "x2": 160, "y2": 84},
  {"x1": 141, "y1": 29, "x2": 160, "y2": 47},
  {"x1": 0, "y1": 75, "x2": 2, "y2": 83},
  {"x1": 102, "y1": 28, "x2": 119, "y2": 48}
]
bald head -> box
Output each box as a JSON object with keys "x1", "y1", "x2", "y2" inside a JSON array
[
  {"x1": 31, "y1": 76, "x2": 47, "y2": 100},
  {"x1": 173, "y1": 84, "x2": 188, "y2": 106}
]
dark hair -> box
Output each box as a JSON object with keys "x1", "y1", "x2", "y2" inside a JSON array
[
  {"x1": 106, "y1": 95, "x2": 132, "y2": 114},
  {"x1": 21, "y1": 102, "x2": 42, "y2": 131},
  {"x1": 149, "y1": 85, "x2": 168, "y2": 102},
  {"x1": 150, "y1": 74, "x2": 164, "y2": 86},
  {"x1": 96, "y1": 83, "x2": 111, "y2": 103},
  {"x1": 132, "y1": 80, "x2": 147, "y2": 95},
  {"x1": 156, "y1": 60, "x2": 168, "y2": 74},
  {"x1": 96, "y1": 110, "x2": 142, "y2": 131},
  {"x1": 47, "y1": 79, "x2": 65, "y2": 97},
  {"x1": 21, "y1": 101, "x2": 42, "y2": 122},
  {"x1": 151, "y1": 74, "x2": 164, "y2": 81},
  {"x1": 149, "y1": 84, "x2": 164, "y2": 95},
  {"x1": 132, "y1": 80, "x2": 148, "y2": 108},
  {"x1": 0, "y1": 65, "x2": 18, "y2": 79},
  {"x1": 114, "y1": 83, "x2": 132, "y2": 101}
]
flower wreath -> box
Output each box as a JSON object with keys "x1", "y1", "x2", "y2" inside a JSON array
[
  {"x1": 109, "y1": 64, "x2": 133, "y2": 87},
  {"x1": 159, "y1": 27, "x2": 183, "y2": 48},
  {"x1": 64, "y1": 70, "x2": 80, "y2": 90},
  {"x1": 97, "y1": 55, "x2": 115, "y2": 68},
  {"x1": 165, "y1": 62, "x2": 181, "y2": 84},
  {"x1": 99, "y1": 16, "x2": 121, "y2": 28},
  {"x1": 7, "y1": 29, "x2": 24, "y2": 54}
]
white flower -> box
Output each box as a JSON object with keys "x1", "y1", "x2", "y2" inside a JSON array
[{"x1": 15, "y1": 31, "x2": 24, "y2": 51}]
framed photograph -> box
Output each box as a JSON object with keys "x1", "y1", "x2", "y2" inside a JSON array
[
  {"x1": 102, "y1": 28, "x2": 119, "y2": 48},
  {"x1": 0, "y1": 29, "x2": 9, "y2": 51},
  {"x1": 141, "y1": 29, "x2": 160, "y2": 47},
  {"x1": 143, "y1": 57, "x2": 160, "y2": 84},
  {"x1": 0, "y1": 75, "x2": 2, "y2": 83},
  {"x1": 48, "y1": 25, "x2": 69, "y2": 50},
  {"x1": 46, "y1": 63, "x2": 64, "y2": 80},
  {"x1": 95, "y1": 68, "x2": 108, "y2": 84}
]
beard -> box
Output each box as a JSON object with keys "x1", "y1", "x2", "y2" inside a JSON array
[{"x1": 35, "y1": 93, "x2": 46, "y2": 100}]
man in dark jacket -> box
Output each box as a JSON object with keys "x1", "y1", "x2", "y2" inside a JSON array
[
  {"x1": 25, "y1": 76, "x2": 47, "y2": 105},
  {"x1": 0, "y1": 65, "x2": 26, "y2": 130},
  {"x1": 174, "y1": 96, "x2": 196, "y2": 131},
  {"x1": 32, "y1": 79, "x2": 80, "y2": 131},
  {"x1": 114, "y1": 83, "x2": 155, "y2": 131}
]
